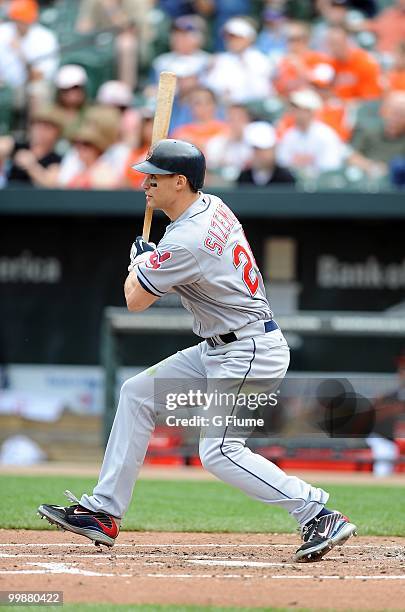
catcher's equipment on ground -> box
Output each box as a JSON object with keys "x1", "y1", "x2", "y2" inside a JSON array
[{"x1": 133, "y1": 139, "x2": 206, "y2": 192}]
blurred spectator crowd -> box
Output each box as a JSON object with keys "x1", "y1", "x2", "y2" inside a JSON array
[{"x1": 0, "y1": 0, "x2": 405, "y2": 191}]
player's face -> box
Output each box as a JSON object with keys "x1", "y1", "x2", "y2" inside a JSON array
[{"x1": 141, "y1": 173, "x2": 179, "y2": 210}]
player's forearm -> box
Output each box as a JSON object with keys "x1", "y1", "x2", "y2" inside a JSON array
[
  {"x1": 124, "y1": 271, "x2": 156, "y2": 312},
  {"x1": 124, "y1": 271, "x2": 138, "y2": 308}
]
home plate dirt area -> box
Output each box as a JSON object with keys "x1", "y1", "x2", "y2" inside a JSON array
[{"x1": 1, "y1": 531, "x2": 405, "y2": 609}]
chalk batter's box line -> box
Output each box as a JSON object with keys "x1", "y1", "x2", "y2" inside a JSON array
[
  {"x1": 0, "y1": 542, "x2": 402, "y2": 550},
  {"x1": 1, "y1": 568, "x2": 405, "y2": 581}
]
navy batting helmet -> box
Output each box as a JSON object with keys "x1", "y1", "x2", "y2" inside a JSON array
[{"x1": 132, "y1": 139, "x2": 206, "y2": 191}]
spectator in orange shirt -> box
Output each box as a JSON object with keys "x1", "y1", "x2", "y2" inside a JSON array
[
  {"x1": 273, "y1": 21, "x2": 330, "y2": 97},
  {"x1": 171, "y1": 87, "x2": 228, "y2": 153},
  {"x1": 125, "y1": 108, "x2": 154, "y2": 189},
  {"x1": 276, "y1": 63, "x2": 354, "y2": 141},
  {"x1": 385, "y1": 42, "x2": 405, "y2": 93},
  {"x1": 326, "y1": 25, "x2": 383, "y2": 101},
  {"x1": 365, "y1": 0, "x2": 405, "y2": 55}
]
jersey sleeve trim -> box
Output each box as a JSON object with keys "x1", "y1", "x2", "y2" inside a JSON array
[{"x1": 137, "y1": 268, "x2": 166, "y2": 297}]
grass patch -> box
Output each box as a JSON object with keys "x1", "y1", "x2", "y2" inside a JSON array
[{"x1": 1, "y1": 475, "x2": 405, "y2": 536}]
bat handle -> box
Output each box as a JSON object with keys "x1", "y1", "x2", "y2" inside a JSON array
[{"x1": 142, "y1": 205, "x2": 153, "y2": 241}]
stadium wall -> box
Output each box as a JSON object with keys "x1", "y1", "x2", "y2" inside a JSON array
[{"x1": 1, "y1": 188, "x2": 404, "y2": 369}]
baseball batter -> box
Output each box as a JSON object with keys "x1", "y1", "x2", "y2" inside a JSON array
[{"x1": 38, "y1": 139, "x2": 357, "y2": 562}]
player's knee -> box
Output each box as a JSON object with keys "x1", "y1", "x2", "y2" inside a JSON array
[
  {"x1": 120, "y1": 377, "x2": 136, "y2": 399},
  {"x1": 199, "y1": 439, "x2": 243, "y2": 474},
  {"x1": 119, "y1": 373, "x2": 147, "y2": 403},
  {"x1": 199, "y1": 440, "x2": 220, "y2": 473}
]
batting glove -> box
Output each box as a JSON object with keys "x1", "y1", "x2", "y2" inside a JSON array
[{"x1": 128, "y1": 236, "x2": 156, "y2": 272}]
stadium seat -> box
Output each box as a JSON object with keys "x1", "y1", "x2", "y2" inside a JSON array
[
  {"x1": 0, "y1": 87, "x2": 13, "y2": 135},
  {"x1": 39, "y1": 0, "x2": 115, "y2": 97},
  {"x1": 60, "y1": 38, "x2": 115, "y2": 99},
  {"x1": 246, "y1": 98, "x2": 286, "y2": 124},
  {"x1": 40, "y1": 0, "x2": 81, "y2": 47}
]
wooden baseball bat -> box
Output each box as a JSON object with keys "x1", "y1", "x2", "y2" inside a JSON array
[{"x1": 142, "y1": 71, "x2": 177, "y2": 241}]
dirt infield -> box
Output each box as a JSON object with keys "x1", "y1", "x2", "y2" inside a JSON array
[{"x1": 1, "y1": 530, "x2": 405, "y2": 609}]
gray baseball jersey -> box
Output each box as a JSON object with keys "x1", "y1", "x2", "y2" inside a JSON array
[
  {"x1": 136, "y1": 192, "x2": 273, "y2": 337},
  {"x1": 79, "y1": 193, "x2": 330, "y2": 531}
]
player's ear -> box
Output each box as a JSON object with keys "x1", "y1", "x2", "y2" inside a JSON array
[{"x1": 175, "y1": 174, "x2": 188, "y2": 190}]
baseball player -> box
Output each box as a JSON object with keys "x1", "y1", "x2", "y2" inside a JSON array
[{"x1": 38, "y1": 139, "x2": 356, "y2": 562}]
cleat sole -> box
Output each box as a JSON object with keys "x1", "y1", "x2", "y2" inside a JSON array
[{"x1": 37, "y1": 505, "x2": 115, "y2": 547}]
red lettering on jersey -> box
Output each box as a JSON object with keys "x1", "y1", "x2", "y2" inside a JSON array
[
  {"x1": 208, "y1": 228, "x2": 226, "y2": 245},
  {"x1": 233, "y1": 243, "x2": 259, "y2": 296},
  {"x1": 203, "y1": 202, "x2": 237, "y2": 256},
  {"x1": 145, "y1": 250, "x2": 172, "y2": 270},
  {"x1": 212, "y1": 211, "x2": 232, "y2": 233},
  {"x1": 218, "y1": 202, "x2": 238, "y2": 226},
  {"x1": 210, "y1": 219, "x2": 229, "y2": 241},
  {"x1": 204, "y1": 236, "x2": 223, "y2": 255}
]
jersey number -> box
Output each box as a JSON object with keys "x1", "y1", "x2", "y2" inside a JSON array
[{"x1": 232, "y1": 243, "x2": 259, "y2": 296}]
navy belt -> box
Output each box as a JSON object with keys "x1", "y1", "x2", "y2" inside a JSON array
[{"x1": 206, "y1": 320, "x2": 279, "y2": 348}]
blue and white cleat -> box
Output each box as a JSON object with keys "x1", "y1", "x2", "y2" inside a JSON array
[{"x1": 294, "y1": 511, "x2": 357, "y2": 563}]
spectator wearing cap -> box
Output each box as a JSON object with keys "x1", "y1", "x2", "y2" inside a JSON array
[
  {"x1": 0, "y1": 106, "x2": 63, "y2": 187},
  {"x1": 326, "y1": 25, "x2": 382, "y2": 101},
  {"x1": 277, "y1": 64, "x2": 354, "y2": 141},
  {"x1": 143, "y1": 57, "x2": 198, "y2": 131},
  {"x1": 238, "y1": 121, "x2": 296, "y2": 186},
  {"x1": 205, "y1": 0, "x2": 252, "y2": 52},
  {"x1": 204, "y1": 17, "x2": 272, "y2": 103},
  {"x1": 277, "y1": 89, "x2": 348, "y2": 175},
  {"x1": 125, "y1": 108, "x2": 154, "y2": 189},
  {"x1": 255, "y1": 8, "x2": 288, "y2": 68},
  {"x1": 91, "y1": 89, "x2": 134, "y2": 179},
  {"x1": 164, "y1": 61, "x2": 200, "y2": 130},
  {"x1": 364, "y1": 0, "x2": 405, "y2": 56},
  {"x1": 385, "y1": 42, "x2": 405, "y2": 93},
  {"x1": 0, "y1": 0, "x2": 59, "y2": 111},
  {"x1": 205, "y1": 103, "x2": 253, "y2": 184},
  {"x1": 96, "y1": 79, "x2": 138, "y2": 147},
  {"x1": 159, "y1": 0, "x2": 254, "y2": 52},
  {"x1": 58, "y1": 106, "x2": 125, "y2": 187},
  {"x1": 272, "y1": 21, "x2": 330, "y2": 97},
  {"x1": 171, "y1": 86, "x2": 228, "y2": 152},
  {"x1": 76, "y1": 0, "x2": 154, "y2": 91},
  {"x1": 67, "y1": 124, "x2": 119, "y2": 189},
  {"x1": 152, "y1": 15, "x2": 210, "y2": 84},
  {"x1": 54, "y1": 65, "x2": 94, "y2": 139}
]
